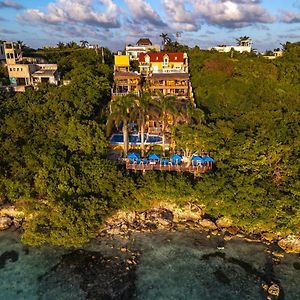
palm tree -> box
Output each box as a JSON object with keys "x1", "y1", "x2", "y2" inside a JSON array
[
  {"x1": 107, "y1": 95, "x2": 135, "y2": 156},
  {"x1": 132, "y1": 91, "x2": 153, "y2": 157},
  {"x1": 185, "y1": 102, "x2": 205, "y2": 125},
  {"x1": 236, "y1": 36, "x2": 251, "y2": 46},
  {"x1": 67, "y1": 41, "x2": 78, "y2": 49},
  {"x1": 57, "y1": 42, "x2": 65, "y2": 49},
  {"x1": 153, "y1": 91, "x2": 178, "y2": 155},
  {"x1": 17, "y1": 40, "x2": 26, "y2": 50},
  {"x1": 160, "y1": 33, "x2": 171, "y2": 50},
  {"x1": 80, "y1": 40, "x2": 89, "y2": 48}
]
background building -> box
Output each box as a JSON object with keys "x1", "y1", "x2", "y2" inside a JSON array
[
  {"x1": 209, "y1": 37, "x2": 253, "y2": 53},
  {"x1": 125, "y1": 38, "x2": 160, "y2": 61},
  {"x1": 1, "y1": 41, "x2": 60, "y2": 92}
]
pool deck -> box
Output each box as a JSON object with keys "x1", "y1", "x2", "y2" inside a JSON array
[{"x1": 125, "y1": 161, "x2": 213, "y2": 177}]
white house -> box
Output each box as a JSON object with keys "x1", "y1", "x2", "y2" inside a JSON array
[{"x1": 209, "y1": 38, "x2": 253, "y2": 53}]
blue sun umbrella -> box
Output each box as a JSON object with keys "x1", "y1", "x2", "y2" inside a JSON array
[
  {"x1": 148, "y1": 153, "x2": 160, "y2": 160},
  {"x1": 202, "y1": 156, "x2": 215, "y2": 163},
  {"x1": 127, "y1": 153, "x2": 140, "y2": 159}
]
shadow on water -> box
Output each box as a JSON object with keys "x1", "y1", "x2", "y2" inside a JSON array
[
  {"x1": 0, "y1": 250, "x2": 19, "y2": 269},
  {"x1": 38, "y1": 249, "x2": 137, "y2": 300},
  {"x1": 201, "y1": 251, "x2": 285, "y2": 300}
]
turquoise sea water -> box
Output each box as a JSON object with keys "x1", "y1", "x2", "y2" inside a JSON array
[{"x1": 0, "y1": 229, "x2": 299, "y2": 300}]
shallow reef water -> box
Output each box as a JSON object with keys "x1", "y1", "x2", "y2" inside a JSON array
[{"x1": 0, "y1": 229, "x2": 299, "y2": 300}]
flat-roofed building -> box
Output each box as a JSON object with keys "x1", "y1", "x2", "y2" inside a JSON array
[
  {"x1": 112, "y1": 55, "x2": 141, "y2": 99},
  {"x1": 2, "y1": 41, "x2": 60, "y2": 92},
  {"x1": 146, "y1": 73, "x2": 192, "y2": 99},
  {"x1": 209, "y1": 38, "x2": 253, "y2": 53},
  {"x1": 7, "y1": 63, "x2": 60, "y2": 91},
  {"x1": 32, "y1": 65, "x2": 59, "y2": 86},
  {"x1": 0, "y1": 41, "x2": 22, "y2": 65},
  {"x1": 114, "y1": 55, "x2": 130, "y2": 72},
  {"x1": 112, "y1": 71, "x2": 141, "y2": 98},
  {"x1": 125, "y1": 38, "x2": 160, "y2": 61}
]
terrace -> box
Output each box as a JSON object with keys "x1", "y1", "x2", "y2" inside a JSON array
[{"x1": 125, "y1": 153, "x2": 215, "y2": 177}]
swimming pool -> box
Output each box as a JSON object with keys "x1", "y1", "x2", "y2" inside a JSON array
[{"x1": 110, "y1": 134, "x2": 163, "y2": 145}]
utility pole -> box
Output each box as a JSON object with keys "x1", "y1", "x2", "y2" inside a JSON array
[{"x1": 101, "y1": 46, "x2": 105, "y2": 64}]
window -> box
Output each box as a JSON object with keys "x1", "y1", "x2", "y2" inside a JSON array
[
  {"x1": 163, "y1": 56, "x2": 169, "y2": 66},
  {"x1": 9, "y1": 68, "x2": 12, "y2": 71}
]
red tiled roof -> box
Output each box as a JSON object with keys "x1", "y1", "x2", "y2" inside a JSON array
[{"x1": 139, "y1": 52, "x2": 185, "y2": 63}]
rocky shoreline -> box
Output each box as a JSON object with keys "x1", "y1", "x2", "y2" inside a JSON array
[
  {"x1": 0, "y1": 203, "x2": 299, "y2": 300},
  {"x1": 97, "y1": 202, "x2": 300, "y2": 255},
  {"x1": 1, "y1": 202, "x2": 300, "y2": 255}
]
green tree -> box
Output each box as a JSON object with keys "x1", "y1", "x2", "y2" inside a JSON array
[
  {"x1": 107, "y1": 94, "x2": 136, "y2": 156},
  {"x1": 153, "y1": 91, "x2": 178, "y2": 155},
  {"x1": 132, "y1": 91, "x2": 153, "y2": 157}
]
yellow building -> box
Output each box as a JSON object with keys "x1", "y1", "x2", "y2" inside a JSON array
[
  {"x1": 112, "y1": 54, "x2": 141, "y2": 99},
  {"x1": 114, "y1": 55, "x2": 130, "y2": 72}
]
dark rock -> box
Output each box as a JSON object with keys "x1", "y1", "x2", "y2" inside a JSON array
[
  {"x1": 160, "y1": 210, "x2": 173, "y2": 221},
  {"x1": 145, "y1": 222, "x2": 158, "y2": 230},
  {"x1": 39, "y1": 250, "x2": 137, "y2": 300},
  {"x1": 293, "y1": 262, "x2": 300, "y2": 270},
  {"x1": 0, "y1": 250, "x2": 19, "y2": 268},
  {"x1": 213, "y1": 268, "x2": 230, "y2": 285}
]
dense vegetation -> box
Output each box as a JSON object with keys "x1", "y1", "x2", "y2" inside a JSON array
[{"x1": 0, "y1": 44, "x2": 299, "y2": 247}]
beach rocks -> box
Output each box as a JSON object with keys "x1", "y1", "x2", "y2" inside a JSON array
[
  {"x1": 101, "y1": 202, "x2": 206, "y2": 237},
  {"x1": 216, "y1": 217, "x2": 232, "y2": 228},
  {"x1": 199, "y1": 219, "x2": 217, "y2": 230},
  {"x1": 262, "y1": 232, "x2": 278, "y2": 242},
  {"x1": 278, "y1": 235, "x2": 300, "y2": 253},
  {"x1": 99, "y1": 202, "x2": 300, "y2": 255},
  {"x1": 261, "y1": 282, "x2": 281, "y2": 299},
  {"x1": 268, "y1": 283, "x2": 280, "y2": 297},
  {"x1": 0, "y1": 205, "x2": 24, "y2": 230},
  {"x1": 0, "y1": 217, "x2": 12, "y2": 230}
]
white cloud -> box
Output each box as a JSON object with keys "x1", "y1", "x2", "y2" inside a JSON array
[
  {"x1": 18, "y1": 0, "x2": 120, "y2": 28},
  {"x1": 194, "y1": 0, "x2": 275, "y2": 28},
  {"x1": 124, "y1": 0, "x2": 166, "y2": 27},
  {"x1": 280, "y1": 10, "x2": 300, "y2": 23},
  {"x1": 162, "y1": 0, "x2": 275, "y2": 30},
  {"x1": 0, "y1": 1, "x2": 23, "y2": 9},
  {"x1": 162, "y1": 0, "x2": 200, "y2": 31}
]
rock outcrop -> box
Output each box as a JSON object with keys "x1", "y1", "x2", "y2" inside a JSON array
[
  {"x1": 278, "y1": 235, "x2": 300, "y2": 253},
  {"x1": 0, "y1": 216, "x2": 13, "y2": 230},
  {"x1": 0, "y1": 205, "x2": 24, "y2": 230},
  {"x1": 216, "y1": 217, "x2": 233, "y2": 228},
  {"x1": 199, "y1": 219, "x2": 217, "y2": 230}
]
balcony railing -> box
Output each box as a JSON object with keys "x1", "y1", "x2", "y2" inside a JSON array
[{"x1": 112, "y1": 91, "x2": 140, "y2": 96}]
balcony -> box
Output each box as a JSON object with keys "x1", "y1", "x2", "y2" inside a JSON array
[{"x1": 112, "y1": 91, "x2": 140, "y2": 96}]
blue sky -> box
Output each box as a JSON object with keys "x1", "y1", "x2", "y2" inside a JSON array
[{"x1": 0, "y1": 0, "x2": 300, "y2": 51}]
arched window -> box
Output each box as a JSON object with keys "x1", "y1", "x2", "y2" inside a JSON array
[{"x1": 163, "y1": 55, "x2": 169, "y2": 66}]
